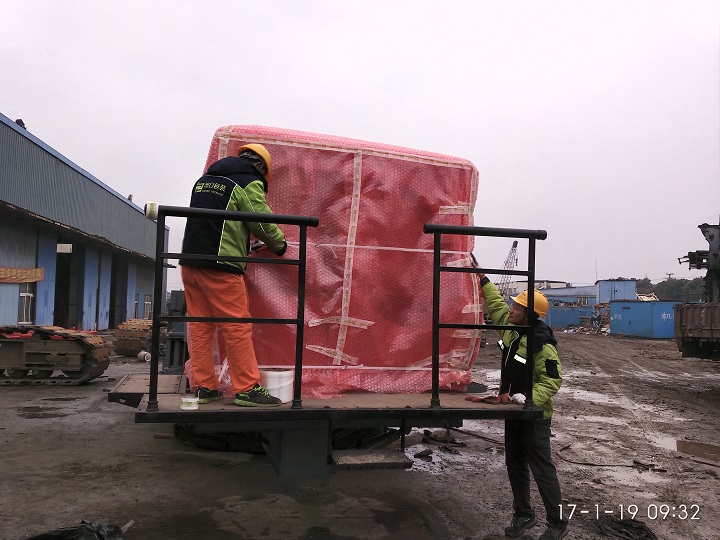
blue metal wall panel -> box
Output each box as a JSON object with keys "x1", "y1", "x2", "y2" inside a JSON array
[
  {"x1": 127, "y1": 261, "x2": 137, "y2": 319},
  {"x1": 82, "y1": 247, "x2": 99, "y2": 330},
  {"x1": 0, "y1": 285, "x2": 18, "y2": 324},
  {"x1": 98, "y1": 252, "x2": 112, "y2": 330},
  {"x1": 0, "y1": 216, "x2": 35, "y2": 265},
  {"x1": 652, "y1": 302, "x2": 678, "y2": 339},
  {"x1": 36, "y1": 230, "x2": 58, "y2": 325},
  {"x1": 135, "y1": 262, "x2": 156, "y2": 319},
  {"x1": 0, "y1": 216, "x2": 35, "y2": 324},
  {"x1": 610, "y1": 301, "x2": 679, "y2": 338}
]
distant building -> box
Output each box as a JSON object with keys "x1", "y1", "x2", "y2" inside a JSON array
[
  {"x1": 0, "y1": 112, "x2": 168, "y2": 329},
  {"x1": 505, "y1": 280, "x2": 568, "y2": 296},
  {"x1": 537, "y1": 280, "x2": 637, "y2": 329}
]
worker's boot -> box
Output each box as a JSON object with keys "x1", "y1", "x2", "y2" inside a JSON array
[{"x1": 504, "y1": 513, "x2": 537, "y2": 537}]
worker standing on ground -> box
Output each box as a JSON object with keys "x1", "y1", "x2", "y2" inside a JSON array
[
  {"x1": 478, "y1": 274, "x2": 568, "y2": 540},
  {"x1": 179, "y1": 144, "x2": 287, "y2": 407}
]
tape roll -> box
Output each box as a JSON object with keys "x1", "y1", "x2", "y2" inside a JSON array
[{"x1": 144, "y1": 202, "x2": 159, "y2": 220}]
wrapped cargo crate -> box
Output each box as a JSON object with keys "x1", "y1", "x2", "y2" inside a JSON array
[{"x1": 201, "y1": 126, "x2": 481, "y2": 398}]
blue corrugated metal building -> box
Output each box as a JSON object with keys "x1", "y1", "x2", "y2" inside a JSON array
[
  {"x1": 0, "y1": 112, "x2": 168, "y2": 329},
  {"x1": 542, "y1": 280, "x2": 637, "y2": 329},
  {"x1": 599, "y1": 280, "x2": 637, "y2": 304}
]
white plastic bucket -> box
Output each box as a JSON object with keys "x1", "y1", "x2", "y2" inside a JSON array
[{"x1": 260, "y1": 368, "x2": 294, "y2": 403}]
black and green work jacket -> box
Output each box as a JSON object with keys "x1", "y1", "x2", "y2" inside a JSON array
[
  {"x1": 481, "y1": 277, "x2": 562, "y2": 419},
  {"x1": 179, "y1": 156, "x2": 286, "y2": 274}
]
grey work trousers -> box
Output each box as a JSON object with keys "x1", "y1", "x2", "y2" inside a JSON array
[{"x1": 505, "y1": 418, "x2": 568, "y2": 528}]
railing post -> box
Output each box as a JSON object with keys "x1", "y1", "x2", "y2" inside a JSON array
[
  {"x1": 524, "y1": 238, "x2": 536, "y2": 408},
  {"x1": 424, "y1": 223, "x2": 546, "y2": 410},
  {"x1": 292, "y1": 225, "x2": 308, "y2": 409},
  {"x1": 147, "y1": 212, "x2": 166, "y2": 412},
  {"x1": 431, "y1": 232, "x2": 441, "y2": 408},
  {"x1": 146, "y1": 205, "x2": 318, "y2": 412}
]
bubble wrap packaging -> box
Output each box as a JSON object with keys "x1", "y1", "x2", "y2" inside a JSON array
[{"x1": 204, "y1": 126, "x2": 481, "y2": 398}]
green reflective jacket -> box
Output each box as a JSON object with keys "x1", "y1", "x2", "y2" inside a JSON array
[{"x1": 481, "y1": 278, "x2": 562, "y2": 419}]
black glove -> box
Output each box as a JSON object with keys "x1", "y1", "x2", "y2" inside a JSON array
[{"x1": 276, "y1": 241, "x2": 287, "y2": 257}]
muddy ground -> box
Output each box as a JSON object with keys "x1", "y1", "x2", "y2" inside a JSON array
[{"x1": 1, "y1": 332, "x2": 719, "y2": 540}]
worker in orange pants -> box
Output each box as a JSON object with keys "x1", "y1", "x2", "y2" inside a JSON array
[
  {"x1": 179, "y1": 144, "x2": 287, "y2": 407},
  {"x1": 182, "y1": 265, "x2": 261, "y2": 396}
]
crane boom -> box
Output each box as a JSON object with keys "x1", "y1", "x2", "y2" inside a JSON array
[{"x1": 497, "y1": 241, "x2": 518, "y2": 301}]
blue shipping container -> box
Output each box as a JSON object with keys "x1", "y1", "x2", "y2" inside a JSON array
[
  {"x1": 545, "y1": 306, "x2": 595, "y2": 329},
  {"x1": 609, "y1": 301, "x2": 679, "y2": 339}
]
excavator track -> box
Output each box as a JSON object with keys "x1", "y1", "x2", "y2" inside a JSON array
[{"x1": 0, "y1": 326, "x2": 110, "y2": 385}]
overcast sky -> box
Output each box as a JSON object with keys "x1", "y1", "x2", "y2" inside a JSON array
[{"x1": 3, "y1": 0, "x2": 719, "y2": 290}]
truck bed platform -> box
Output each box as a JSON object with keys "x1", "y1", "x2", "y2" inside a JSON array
[
  {"x1": 109, "y1": 373, "x2": 541, "y2": 478},
  {"x1": 109, "y1": 373, "x2": 541, "y2": 424}
]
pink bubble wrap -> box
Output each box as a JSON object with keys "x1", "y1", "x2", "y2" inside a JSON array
[{"x1": 202, "y1": 126, "x2": 481, "y2": 398}]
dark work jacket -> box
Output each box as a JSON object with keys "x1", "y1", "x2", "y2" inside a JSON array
[
  {"x1": 179, "y1": 157, "x2": 286, "y2": 274},
  {"x1": 481, "y1": 278, "x2": 563, "y2": 419}
]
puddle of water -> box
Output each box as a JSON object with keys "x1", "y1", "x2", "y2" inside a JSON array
[
  {"x1": 16, "y1": 406, "x2": 70, "y2": 419},
  {"x1": 604, "y1": 468, "x2": 668, "y2": 485},
  {"x1": 19, "y1": 412, "x2": 69, "y2": 419},
  {"x1": 645, "y1": 435, "x2": 720, "y2": 461},
  {"x1": 677, "y1": 440, "x2": 720, "y2": 462},
  {"x1": 647, "y1": 433, "x2": 677, "y2": 451}
]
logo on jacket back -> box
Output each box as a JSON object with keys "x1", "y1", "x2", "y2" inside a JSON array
[{"x1": 195, "y1": 182, "x2": 227, "y2": 195}]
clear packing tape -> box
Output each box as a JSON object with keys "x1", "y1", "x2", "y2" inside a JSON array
[{"x1": 201, "y1": 125, "x2": 481, "y2": 398}]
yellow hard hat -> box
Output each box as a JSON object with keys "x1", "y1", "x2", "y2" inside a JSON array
[
  {"x1": 238, "y1": 143, "x2": 272, "y2": 181},
  {"x1": 511, "y1": 289, "x2": 549, "y2": 318}
]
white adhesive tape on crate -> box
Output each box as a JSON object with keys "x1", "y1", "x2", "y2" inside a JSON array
[
  {"x1": 144, "y1": 201, "x2": 159, "y2": 220},
  {"x1": 181, "y1": 396, "x2": 199, "y2": 410}
]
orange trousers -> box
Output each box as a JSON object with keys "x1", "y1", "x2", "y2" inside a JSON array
[{"x1": 181, "y1": 265, "x2": 260, "y2": 394}]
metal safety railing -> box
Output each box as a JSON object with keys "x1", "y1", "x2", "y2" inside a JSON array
[
  {"x1": 147, "y1": 205, "x2": 319, "y2": 412},
  {"x1": 423, "y1": 224, "x2": 547, "y2": 409}
]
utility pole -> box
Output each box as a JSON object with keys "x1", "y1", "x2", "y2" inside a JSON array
[{"x1": 666, "y1": 273, "x2": 674, "y2": 280}]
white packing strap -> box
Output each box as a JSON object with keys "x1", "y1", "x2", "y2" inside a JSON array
[
  {"x1": 453, "y1": 329, "x2": 482, "y2": 339},
  {"x1": 308, "y1": 316, "x2": 374, "y2": 329},
  {"x1": 445, "y1": 256, "x2": 474, "y2": 268},
  {"x1": 463, "y1": 303, "x2": 484, "y2": 313},
  {"x1": 326, "y1": 151, "x2": 364, "y2": 365},
  {"x1": 407, "y1": 348, "x2": 467, "y2": 369},
  {"x1": 284, "y1": 240, "x2": 467, "y2": 256},
  {"x1": 306, "y1": 345, "x2": 359, "y2": 366},
  {"x1": 439, "y1": 203, "x2": 472, "y2": 215},
  {"x1": 217, "y1": 135, "x2": 229, "y2": 160}
]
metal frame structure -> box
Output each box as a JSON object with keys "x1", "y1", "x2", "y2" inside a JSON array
[
  {"x1": 423, "y1": 224, "x2": 548, "y2": 408},
  {"x1": 146, "y1": 205, "x2": 320, "y2": 412},
  {"x1": 111, "y1": 211, "x2": 548, "y2": 477}
]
